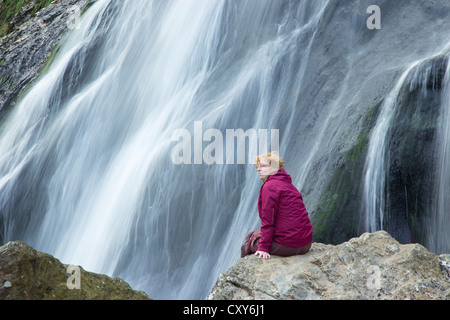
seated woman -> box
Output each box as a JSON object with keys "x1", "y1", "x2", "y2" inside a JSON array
[{"x1": 241, "y1": 152, "x2": 313, "y2": 260}]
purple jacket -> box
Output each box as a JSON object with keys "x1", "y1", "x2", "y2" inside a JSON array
[{"x1": 257, "y1": 168, "x2": 313, "y2": 253}]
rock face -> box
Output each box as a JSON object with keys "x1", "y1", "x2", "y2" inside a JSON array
[
  {"x1": 208, "y1": 231, "x2": 450, "y2": 300},
  {"x1": 0, "y1": 241, "x2": 150, "y2": 300},
  {"x1": 0, "y1": 0, "x2": 95, "y2": 116}
]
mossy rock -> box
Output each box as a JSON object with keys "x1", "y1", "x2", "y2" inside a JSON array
[
  {"x1": 0, "y1": 0, "x2": 55, "y2": 37},
  {"x1": 0, "y1": 241, "x2": 151, "y2": 300},
  {"x1": 311, "y1": 101, "x2": 382, "y2": 244}
]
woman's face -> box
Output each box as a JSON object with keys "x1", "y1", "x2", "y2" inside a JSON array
[{"x1": 257, "y1": 159, "x2": 275, "y2": 180}]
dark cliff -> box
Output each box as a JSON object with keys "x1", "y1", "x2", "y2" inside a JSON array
[{"x1": 0, "y1": 0, "x2": 95, "y2": 118}]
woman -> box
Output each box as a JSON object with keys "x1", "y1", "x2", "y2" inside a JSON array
[{"x1": 241, "y1": 152, "x2": 313, "y2": 260}]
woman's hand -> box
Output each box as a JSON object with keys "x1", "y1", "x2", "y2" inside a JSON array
[{"x1": 255, "y1": 250, "x2": 270, "y2": 260}]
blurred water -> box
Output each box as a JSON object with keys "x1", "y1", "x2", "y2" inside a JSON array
[{"x1": 430, "y1": 58, "x2": 450, "y2": 254}]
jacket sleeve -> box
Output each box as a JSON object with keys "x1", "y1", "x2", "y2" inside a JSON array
[{"x1": 258, "y1": 183, "x2": 279, "y2": 253}]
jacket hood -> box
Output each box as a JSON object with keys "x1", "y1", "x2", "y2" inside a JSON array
[{"x1": 264, "y1": 168, "x2": 292, "y2": 184}]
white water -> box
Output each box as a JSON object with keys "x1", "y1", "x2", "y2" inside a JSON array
[{"x1": 363, "y1": 63, "x2": 417, "y2": 232}]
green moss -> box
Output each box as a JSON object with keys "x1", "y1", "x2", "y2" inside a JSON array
[
  {"x1": 346, "y1": 132, "x2": 369, "y2": 162},
  {"x1": 313, "y1": 193, "x2": 338, "y2": 239},
  {"x1": 39, "y1": 41, "x2": 61, "y2": 74},
  {"x1": 312, "y1": 101, "x2": 382, "y2": 244},
  {"x1": 0, "y1": 0, "x2": 54, "y2": 37}
]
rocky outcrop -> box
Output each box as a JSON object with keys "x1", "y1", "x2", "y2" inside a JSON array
[
  {"x1": 0, "y1": 0, "x2": 95, "y2": 116},
  {"x1": 0, "y1": 241, "x2": 150, "y2": 300},
  {"x1": 208, "y1": 231, "x2": 450, "y2": 300}
]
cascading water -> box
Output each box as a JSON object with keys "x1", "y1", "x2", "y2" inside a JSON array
[
  {"x1": 363, "y1": 67, "x2": 413, "y2": 233},
  {"x1": 1, "y1": 0, "x2": 450, "y2": 300},
  {"x1": 429, "y1": 59, "x2": 450, "y2": 254},
  {"x1": 0, "y1": 0, "x2": 330, "y2": 299},
  {"x1": 363, "y1": 45, "x2": 450, "y2": 252}
]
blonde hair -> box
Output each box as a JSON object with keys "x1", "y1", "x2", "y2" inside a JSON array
[{"x1": 254, "y1": 151, "x2": 285, "y2": 170}]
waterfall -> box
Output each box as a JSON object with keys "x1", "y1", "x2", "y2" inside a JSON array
[
  {"x1": 363, "y1": 67, "x2": 413, "y2": 232},
  {"x1": 0, "y1": 0, "x2": 330, "y2": 299},
  {"x1": 1, "y1": 0, "x2": 450, "y2": 300},
  {"x1": 430, "y1": 58, "x2": 450, "y2": 254},
  {"x1": 363, "y1": 45, "x2": 450, "y2": 252}
]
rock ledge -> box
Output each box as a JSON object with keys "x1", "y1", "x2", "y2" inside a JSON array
[{"x1": 208, "y1": 231, "x2": 450, "y2": 300}]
